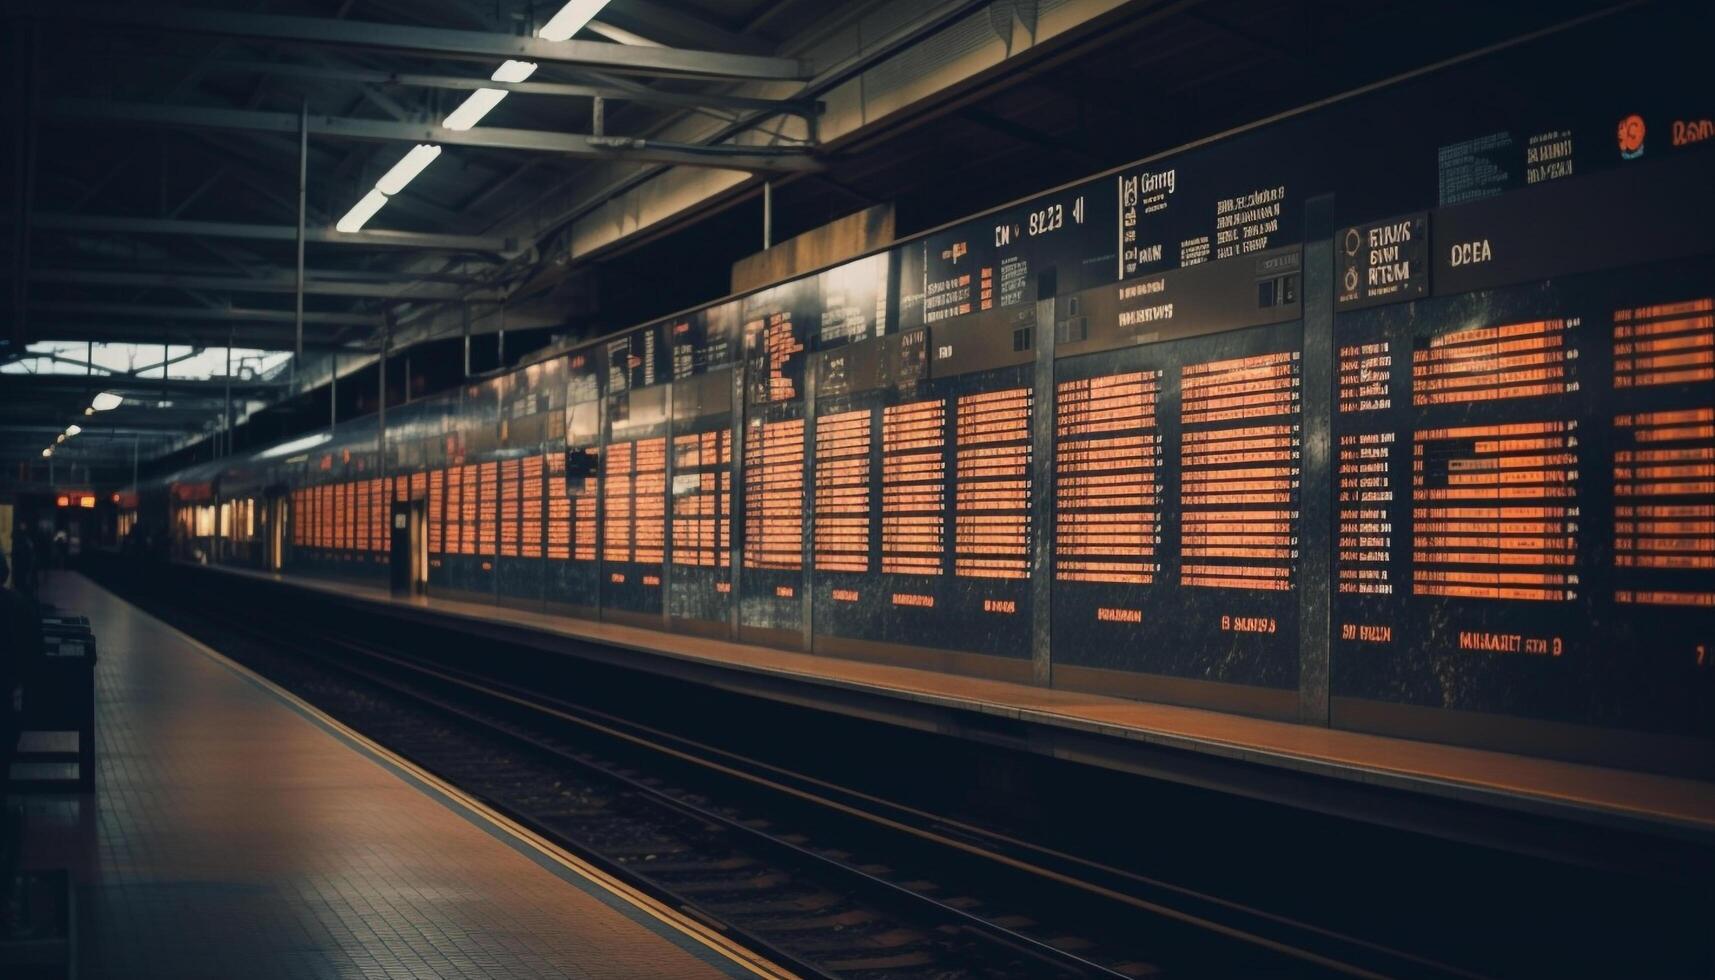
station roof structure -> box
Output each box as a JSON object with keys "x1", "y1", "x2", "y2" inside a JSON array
[{"x1": 0, "y1": 0, "x2": 1616, "y2": 486}]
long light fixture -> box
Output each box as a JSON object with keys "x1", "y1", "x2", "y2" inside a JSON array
[
  {"x1": 538, "y1": 0, "x2": 613, "y2": 41},
  {"x1": 41, "y1": 447, "x2": 52, "y2": 458},
  {"x1": 91, "y1": 391, "x2": 123, "y2": 411},
  {"x1": 257, "y1": 431, "x2": 333, "y2": 459},
  {"x1": 442, "y1": 87, "x2": 508, "y2": 132},
  {"x1": 375, "y1": 144, "x2": 442, "y2": 195},
  {"x1": 65, "y1": 424, "x2": 82, "y2": 437},
  {"x1": 331, "y1": 0, "x2": 610, "y2": 234},
  {"x1": 336, "y1": 188, "x2": 389, "y2": 233},
  {"x1": 491, "y1": 59, "x2": 538, "y2": 83}
]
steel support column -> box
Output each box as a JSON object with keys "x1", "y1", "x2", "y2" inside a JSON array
[{"x1": 295, "y1": 100, "x2": 307, "y2": 364}]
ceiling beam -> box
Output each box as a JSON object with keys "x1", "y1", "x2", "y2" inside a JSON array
[
  {"x1": 191, "y1": 59, "x2": 820, "y2": 118},
  {"x1": 22, "y1": 322, "x2": 361, "y2": 351},
  {"x1": 30, "y1": 268, "x2": 496, "y2": 301},
  {"x1": 49, "y1": 99, "x2": 822, "y2": 174},
  {"x1": 31, "y1": 301, "x2": 383, "y2": 327},
  {"x1": 35, "y1": 213, "x2": 518, "y2": 253},
  {"x1": 48, "y1": 6, "x2": 811, "y2": 81},
  {"x1": 0, "y1": 374, "x2": 288, "y2": 394}
]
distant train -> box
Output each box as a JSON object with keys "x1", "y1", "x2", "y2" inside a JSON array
[{"x1": 139, "y1": 4, "x2": 1714, "y2": 778}]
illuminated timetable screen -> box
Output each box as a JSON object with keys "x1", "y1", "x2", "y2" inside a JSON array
[
  {"x1": 1053, "y1": 319, "x2": 1304, "y2": 702},
  {"x1": 1331, "y1": 259, "x2": 1715, "y2": 737},
  {"x1": 669, "y1": 386, "x2": 735, "y2": 629}
]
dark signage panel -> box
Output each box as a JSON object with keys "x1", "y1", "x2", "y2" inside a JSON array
[
  {"x1": 740, "y1": 279, "x2": 816, "y2": 644},
  {"x1": 1052, "y1": 318, "x2": 1305, "y2": 715},
  {"x1": 669, "y1": 369, "x2": 736, "y2": 632},
  {"x1": 601, "y1": 384, "x2": 669, "y2": 623},
  {"x1": 1331, "y1": 255, "x2": 1715, "y2": 740},
  {"x1": 671, "y1": 301, "x2": 740, "y2": 380}
]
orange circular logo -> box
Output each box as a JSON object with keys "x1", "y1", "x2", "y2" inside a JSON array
[{"x1": 1617, "y1": 114, "x2": 1646, "y2": 158}]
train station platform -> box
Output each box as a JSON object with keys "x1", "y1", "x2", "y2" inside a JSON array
[
  {"x1": 6, "y1": 573, "x2": 788, "y2": 980},
  {"x1": 186, "y1": 564, "x2": 1715, "y2": 855}
]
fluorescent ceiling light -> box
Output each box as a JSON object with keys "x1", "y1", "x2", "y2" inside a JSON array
[
  {"x1": 537, "y1": 0, "x2": 613, "y2": 41},
  {"x1": 491, "y1": 60, "x2": 538, "y2": 83},
  {"x1": 65, "y1": 424, "x2": 82, "y2": 437},
  {"x1": 55, "y1": 434, "x2": 65, "y2": 443},
  {"x1": 41, "y1": 448, "x2": 52, "y2": 458},
  {"x1": 375, "y1": 144, "x2": 442, "y2": 196},
  {"x1": 336, "y1": 189, "x2": 389, "y2": 233},
  {"x1": 443, "y1": 88, "x2": 507, "y2": 131},
  {"x1": 91, "y1": 391, "x2": 123, "y2": 411},
  {"x1": 258, "y1": 431, "x2": 333, "y2": 459}
]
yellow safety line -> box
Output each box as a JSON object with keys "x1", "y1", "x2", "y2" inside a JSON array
[{"x1": 166, "y1": 623, "x2": 799, "y2": 980}]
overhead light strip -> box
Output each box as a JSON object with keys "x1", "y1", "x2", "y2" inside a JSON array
[{"x1": 333, "y1": 0, "x2": 611, "y2": 235}]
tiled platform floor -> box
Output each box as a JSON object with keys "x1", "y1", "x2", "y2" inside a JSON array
[{"x1": 8, "y1": 573, "x2": 762, "y2": 980}]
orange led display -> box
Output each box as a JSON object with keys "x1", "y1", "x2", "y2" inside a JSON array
[
  {"x1": 1412, "y1": 420, "x2": 1579, "y2": 601},
  {"x1": 1338, "y1": 341, "x2": 1393, "y2": 414},
  {"x1": 882, "y1": 399, "x2": 945, "y2": 575},
  {"x1": 673, "y1": 431, "x2": 732, "y2": 568},
  {"x1": 1180, "y1": 352, "x2": 1301, "y2": 592},
  {"x1": 477, "y1": 462, "x2": 498, "y2": 555},
  {"x1": 572, "y1": 449, "x2": 598, "y2": 561},
  {"x1": 1615, "y1": 406, "x2": 1715, "y2": 605},
  {"x1": 445, "y1": 466, "x2": 464, "y2": 555},
  {"x1": 955, "y1": 388, "x2": 1031, "y2": 580},
  {"x1": 1412, "y1": 319, "x2": 1576, "y2": 406},
  {"x1": 1055, "y1": 371, "x2": 1162, "y2": 585},
  {"x1": 500, "y1": 458, "x2": 521, "y2": 557},
  {"x1": 521, "y1": 454, "x2": 544, "y2": 558},
  {"x1": 814, "y1": 409, "x2": 872, "y2": 572},
  {"x1": 603, "y1": 442, "x2": 633, "y2": 562},
  {"x1": 427, "y1": 469, "x2": 445, "y2": 554},
  {"x1": 371, "y1": 478, "x2": 387, "y2": 552},
  {"x1": 743, "y1": 418, "x2": 805, "y2": 570},
  {"x1": 1613, "y1": 298, "x2": 1714, "y2": 388},
  {"x1": 545, "y1": 453, "x2": 570, "y2": 561},
  {"x1": 603, "y1": 438, "x2": 666, "y2": 564},
  {"x1": 752, "y1": 312, "x2": 804, "y2": 403}
]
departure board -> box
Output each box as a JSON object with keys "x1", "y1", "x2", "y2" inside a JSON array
[
  {"x1": 673, "y1": 431, "x2": 731, "y2": 568},
  {"x1": 1055, "y1": 371, "x2": 1163, "y2": 586},
  {"x1": 1054, "y1": 318, "x2": 1305, "y2": 707},
  {"x1": 602, "y1": 381, "x2": 668, "y2": 618},
  {"x1": 671, "y1": 302, "x2": 739, "y2": 380},
  {"x1": 607, "y1": 326, "x2": 663, "y2": 394},
  {"x1": 668, "y1": 368, "x2": 735, "y2": 629},
  {"x1": 1331, "y1": 256, "x2": 1715, "y2": 740},
  {"x1": 1178, "y1": 351, "x2": 1300, "y2": 593},
  {"x1": 743, "y1": 418, "x2": 803, "y2": 570},
  {"x1": 740, "y1": 414, "x2": 805, "y2": 638},
  {"x1": 372, "y1": 477, "x2": 387, "y2": 555},
  {"x1": 445, "y1": 466, "x2": 464, "y2": 554},
  {"x1": 477, "y1": 462, "x2": 498, "y2": 556},
  {"x1": 545, "y1": 453, "x2": 569, "y2": 560},
  {"x1": 521, "y1": 454, "x2": 544, "y2": 558},
  {"x1": 813, "y1": 409, "x2": 871, "y2": 572},
  {"x1": 572, "y1": 448, "x2": 598, "y2": 561},
  {"x1": 953, "y1": 388, "x2": 1032, "y2": 579},
  {"x1": 817, "y1": 252, "x2": 890, "y2": 349},
  {"x1": 882, "y1": 399, "x2": 944, "y2": 575},
  {"x1": 744, "y1": 280, "x2": 813, "y2": 405},
  {"x1": 428, "y1": 468, "x2": 445, "y2": 554},
  {"x1": 499, "y1": 458, "x2": 521, "y2": 558},
  {"x1": 460, "y1": 463, "x2": 480, "y2": 554}
]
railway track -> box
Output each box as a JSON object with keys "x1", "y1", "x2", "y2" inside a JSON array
[{"x1": 108, "y1": 572, "x2": 1479, "y2": 980}]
